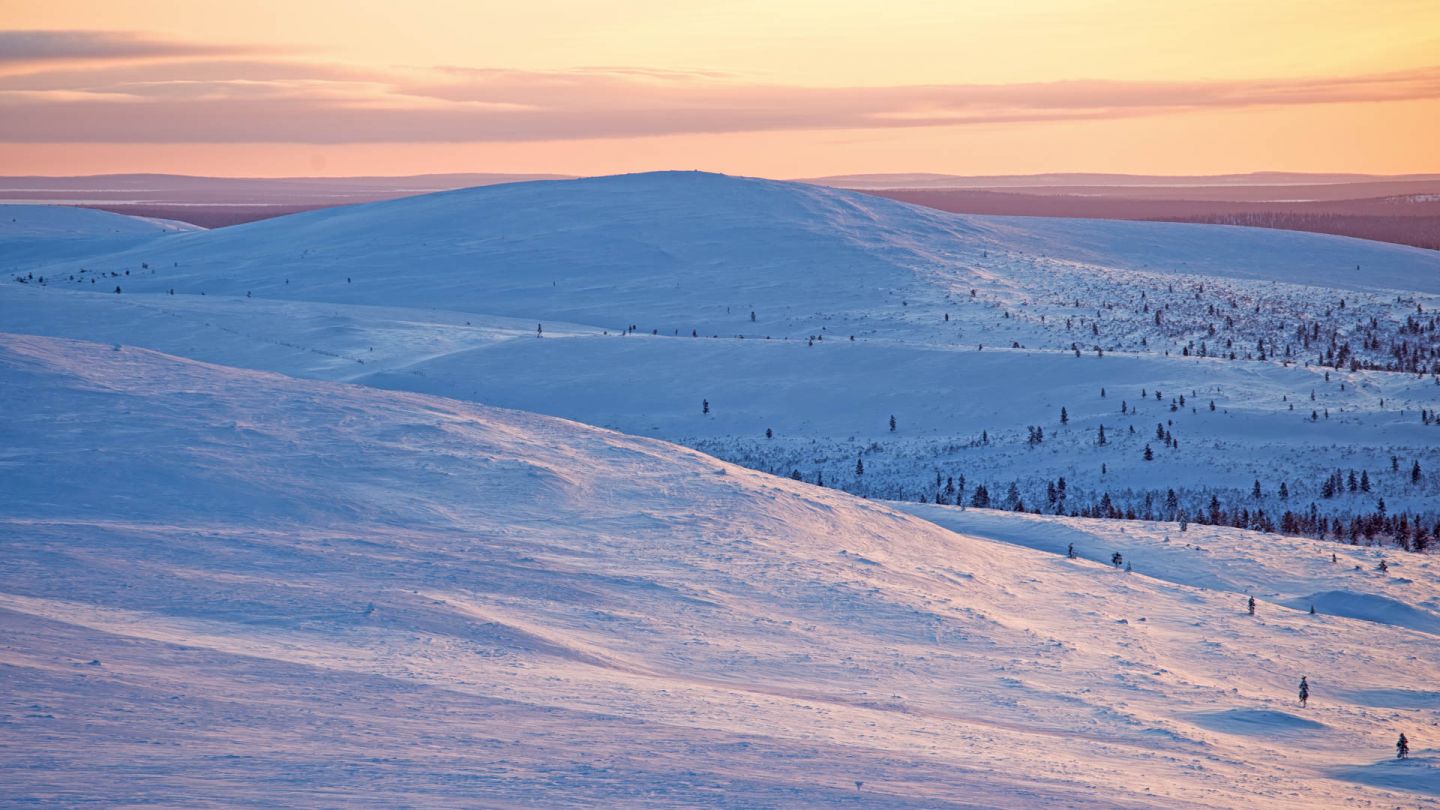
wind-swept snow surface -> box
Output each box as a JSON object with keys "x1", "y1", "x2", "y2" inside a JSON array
[
  {"x1": 2, "y1": 334, "x2": 1437, "y2": 807},
  {"x1": 4, "y1": 173, "x2": 1440, "y2": 805}
]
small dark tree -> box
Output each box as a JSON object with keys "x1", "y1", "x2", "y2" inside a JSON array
[
  {"x1": 1060, "y1": 407, "x2": 1069, "y2": 425},
  {"x1": 889, "y1": 415, "x2": 896, "y2": 432},
  {"x1": 855, "y1": 456, "x2": 865, "y2": 477},
  {"x1": 1097, "y1": 424, "x2": 1107, "y2": 446},
  {"x1": 1143, "y1": 444, "x2": 1154, "y2": 461},
  {"x1": 702, "y1": 399, "x2": 710, "y2": 415}
]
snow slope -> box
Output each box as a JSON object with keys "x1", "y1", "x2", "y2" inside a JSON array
[
  {"x1": 3, "y1": 333, "x2": 1438, "y2": 807},
  {"x1": 979, "y1": 213, "x2": 1440, "y2": 294},
  {"x1": 0, "y1": 203, "x2": 199, "y2": 269},
  {"x1": 4, "y1": 271, "x2": 1437, "y2": 525},
  {"x1": 12, "y1": 171, "x2": 1440, "y2": 320},
  {"x1": 898, "y1": 505, "x2": 1440, "y2": 636},
  {"x1": 9, "y1": 172, "x2": 993, "y2": 336},
  {"x1": 4, "y1": 171, "x2": 1438, "y2": 534},
  {"x1": 0, "y1": 203, "x2": 197, "y2": 237}
]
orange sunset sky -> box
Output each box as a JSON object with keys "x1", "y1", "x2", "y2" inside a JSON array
[{"x1": 1, "y1": 0, "x2": 1437, "y2": 177}]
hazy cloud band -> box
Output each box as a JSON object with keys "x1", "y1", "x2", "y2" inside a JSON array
[
  {"x1": 1, "y1": 36, "x2": 1436, "y2": 143},
  {"x1": 0, "y1": 30, "x2": 265, "y2": 66}
]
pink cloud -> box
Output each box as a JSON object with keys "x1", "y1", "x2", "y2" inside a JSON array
[
  {"x1": 0, "y1": 50, "x2": 1436, "y2": 143},
  {"x1": 0, "y1": 30, "x2": 272, "y2": 66}
]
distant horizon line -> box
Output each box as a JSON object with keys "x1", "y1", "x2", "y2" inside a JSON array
[{"x1": 5, "y1": 169, "x2": 1440, "y2": 185}]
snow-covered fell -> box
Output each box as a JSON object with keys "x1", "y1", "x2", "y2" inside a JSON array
[
  {"x1": 4, "y1": 173, "x2": 1440, "y2": 805},
  {"x1": 3, "y1": 333, "x2": 1437, "y2": 806},
  {"x1": 0, "y1": 203, "x2": 198, "y2": 239},
  {"x1": 5, "y1": 172, "x2": 1437, "y2": 530},
  {"x1": 1, "y1": 203, "x2": 199, "y2": 269}
]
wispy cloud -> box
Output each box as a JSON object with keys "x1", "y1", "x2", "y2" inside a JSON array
[
  {"x1": 0, "y1": 41, "x2": 1436, "y2": 143},
  {"x1": 0, "y1": 30, "x2": 268, "y2": 67}
]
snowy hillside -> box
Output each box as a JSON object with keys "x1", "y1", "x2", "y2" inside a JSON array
[
  {"x1": 11, "y1": 172, "x2": 995, "y2": 334},
  {"x1": 3, "y1": 333, "x2": 1437, "y2": 807},
  {"x1": 0, "y1": 204, "x2": 197, "y2": 239},
  {"x1": 1, "y1": 203, "x2": 199, "y2": 269},
  {"x1": 5, "y1": 172, "x2": 1438, "y2": 545},
  {"x1": 13, "y1": 171, "x2": 1440, "y2": 319},
  {"x1": 978, "y1": 213, "x2": 1440, "y2": 294}
]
